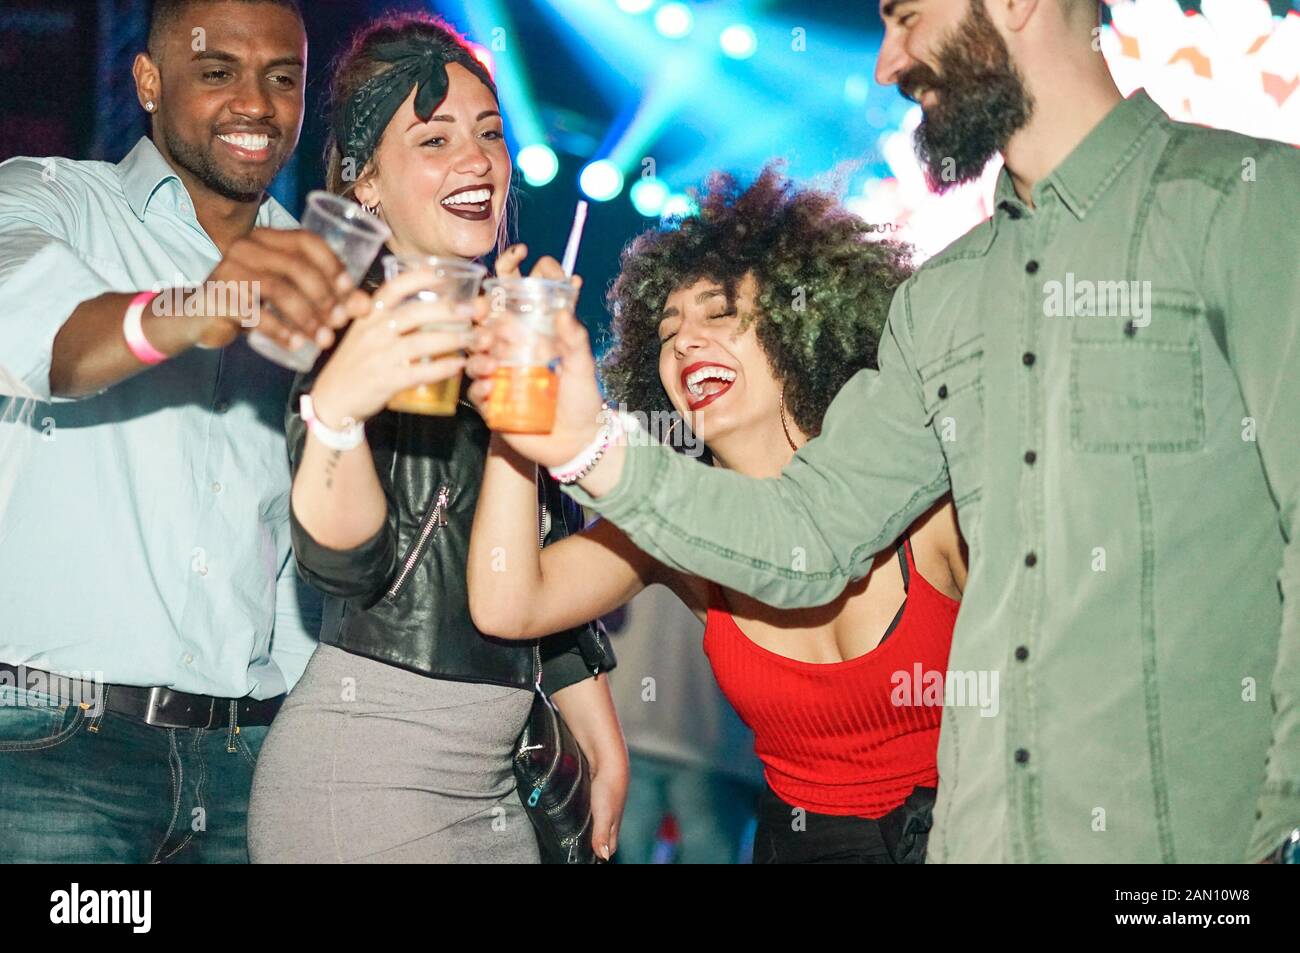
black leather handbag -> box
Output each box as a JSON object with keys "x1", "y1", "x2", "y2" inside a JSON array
[
  {"x1": 514, "y1": 643, "x2": 596, "y2": 864},
  {"x1": 513, "y1": 471, "x2": 598, "y2": 864}
]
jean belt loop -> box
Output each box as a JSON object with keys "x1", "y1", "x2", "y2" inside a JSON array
[{"x1": 87, "y1": 683, "x2": 109, "y2": 733}]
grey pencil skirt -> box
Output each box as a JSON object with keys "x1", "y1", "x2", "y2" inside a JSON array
[{"x1": 248, "y1": 643, "x2": 539, "y2": 863}]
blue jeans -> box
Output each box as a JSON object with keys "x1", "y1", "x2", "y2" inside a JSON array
[
  {"x1": 617, "y1": 751, "x2": 759, "y2": 864},
  {"x1": 0, "y1": 684, "x2": 268, "y2": 863}
]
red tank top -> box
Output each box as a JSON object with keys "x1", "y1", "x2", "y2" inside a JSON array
[{"x1": 703, "y1": 538, "x2": 957, "y2": 818}]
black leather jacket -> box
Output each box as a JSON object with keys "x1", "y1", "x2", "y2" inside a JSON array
[{"x1": 285, "y1": 362, "x2": 615, "y2": 695}]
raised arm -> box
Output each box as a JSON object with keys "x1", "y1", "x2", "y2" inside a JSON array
[
  {"x1": 468, "y1": 286, "x2": 950, "y2": 611},
  {"x1": 0, "y1": 158, "x2": 356, "y2": 401},
  {"x1": 467, "y1": 433, "x2": 665, "y2": 639},
  {"x1": 288, "y1": 272, "x2": 474, "y2": 600}
]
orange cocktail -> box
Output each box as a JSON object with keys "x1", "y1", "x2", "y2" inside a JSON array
[{"x1": 481, "y1": 277, "x2": 577, "y2": 434}]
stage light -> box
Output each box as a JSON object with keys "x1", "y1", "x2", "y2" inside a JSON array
[
  {"x1": 844, "y1": 74, "x2": 870, "y2": 106},
  {"x1": 467, "y1": 42, "x2": 495, "y2": 78},
  {"x1": 580, "y1": 160, "x2": 625, "y2": 201},
  {"x1": 616, "y1": 0, "x2": 654, "y2": 13},
  {"x1": 660, "y1": 193, "x2": 698, "y2": 221},
  {"x1": 719, "y1": 24, "x2": 757, "y2": 60},
  {"x1": 654, "y1": 3, "x2": 693, "y2": 39},
  {"x1": 629, "y1": 178, "x2": 670, "y2": 217},
  {"x1": 517, "y1": 144, "x2": 559, "y2": 187}
]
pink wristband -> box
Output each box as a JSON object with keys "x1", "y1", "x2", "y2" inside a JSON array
[{"x1": 122, "y1": 292, "x2": 167, "y2": 365}]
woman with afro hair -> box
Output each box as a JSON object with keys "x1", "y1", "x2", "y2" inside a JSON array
[{"x1": 468, "y1": 165, "x2": 967, "y2": 863}]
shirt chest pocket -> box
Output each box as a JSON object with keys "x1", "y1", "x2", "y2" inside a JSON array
[
  {"x1": 920, "y1": 337, "x2": 986, "y2": 508},
  {"x1": 1069, "y1": 289, "x2": 1206, "y2": 454}
]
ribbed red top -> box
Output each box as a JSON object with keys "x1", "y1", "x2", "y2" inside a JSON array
[{"x1": 703, "y1": 539, "x2": 957, "y2": 818}]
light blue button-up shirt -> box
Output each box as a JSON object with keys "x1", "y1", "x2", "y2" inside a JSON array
[{"x1": 0, "y1": 137, "x2": 320, "y2": 699}]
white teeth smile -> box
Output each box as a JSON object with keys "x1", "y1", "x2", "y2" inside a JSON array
[
  {"x1": 441, "y1": 188, "x2": 491, "y2": 207},
  {"x1": 219, "y1": 133, "x2": 270, "y2": 151},
  {"x1": 685, "y1": 366, "x2": 737, "y2": 399}
]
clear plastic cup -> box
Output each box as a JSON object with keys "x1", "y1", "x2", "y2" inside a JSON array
[
  {"x1": 382, "y1": 255, "x2": 486, "y2": 416},
  {"x1": 481, "y1": 277, "x2": 577, "y2": 434},
  {"x1": 247, "y1": 191, "x2": 392, "y2": 372}
]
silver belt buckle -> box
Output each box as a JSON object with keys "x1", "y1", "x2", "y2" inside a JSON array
[{"x1": 145, "y1": 686, "x2": 166, "y2": 727}]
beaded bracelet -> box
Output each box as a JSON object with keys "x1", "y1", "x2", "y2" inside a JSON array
[{"x1": 549, "y1": 408, "x2": 638, "y2": 485}]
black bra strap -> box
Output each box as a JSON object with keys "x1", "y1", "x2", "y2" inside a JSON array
[
  {"x1": 876, "y1": 537, "x2": 911, "y2": 648},
  {"x1": 897, "y1": 537, "x2": 910, "y2": 594}
]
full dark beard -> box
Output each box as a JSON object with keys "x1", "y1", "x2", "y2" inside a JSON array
[
  {"x1": 902, "y1": 0, "x2": 1034, "y2": 194},
  {"x1": 163, "y1": 125, "x2": 283, "y2": 204}
]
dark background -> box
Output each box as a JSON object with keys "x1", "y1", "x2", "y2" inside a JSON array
[{"x1": 1, "y1": 0, "x2": 1295, "y2": 339}]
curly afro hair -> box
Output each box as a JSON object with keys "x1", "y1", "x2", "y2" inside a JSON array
[{"x1": 600, "y1": 164, "x2": 913, "y2": 441}]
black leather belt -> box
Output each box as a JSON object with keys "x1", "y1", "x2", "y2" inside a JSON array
[{"x1": 0, "y1": 663, "x2": 284, "y2": 729}]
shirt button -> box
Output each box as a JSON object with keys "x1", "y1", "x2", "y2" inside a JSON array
[
  {"x1": 195, "y1": 564, "x2": 208, "y2": 577},
  {"x1": 1022, "y1": 352, "x2": 1036, "y2": 367},
  {"x1": 1015, "y1": 748, "x2": 1030, "y2": 764},
  {"x1": 1024, "y1": 450, "x2": 1037, "y2": 465},
  {"x1": 183, "y1": 654, "x2": 194, "y2": 665},
  {"x1": 212, "y1": 482, "x2": 223, "y2": 494},
  {"x1": 1025, "y1": 260, "x2": 1039, "y2": 274},
  {"x1": 937, "y1": 384, "x2": 949, "y2": 400},
  {"x1": 1015, "y1": 646, "x2": 1029, "y2": 661},
  {"x1": 1025, "y1": 552, "x2": 1038, "y2": 567}
]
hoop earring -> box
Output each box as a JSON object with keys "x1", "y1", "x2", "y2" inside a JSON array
[
  {"x1": 663, "y1": 414, "x2": 683, "y2": 446},
  {"x1": 778, "y1": 384, "x2": 798, "y2": 452}
]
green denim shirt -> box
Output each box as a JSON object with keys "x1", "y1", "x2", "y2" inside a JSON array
[{"x1": 571, "y1": 92, "x2": 1300, "y2": 862}]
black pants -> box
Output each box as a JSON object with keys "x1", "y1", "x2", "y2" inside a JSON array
[{"x1": 752, "y1": 785, "x2": 936, "y2": 864}]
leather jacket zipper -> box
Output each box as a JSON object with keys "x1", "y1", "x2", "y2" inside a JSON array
[{"x1": 385, "y1": 483, "x2": 451, "y2": 601}]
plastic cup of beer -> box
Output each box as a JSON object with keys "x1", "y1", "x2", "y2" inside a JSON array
[
  {"x1": 248, "y1": 191, "x2": 391, "y2": 372},
  {"x1": 382, "y1": 255, "x2": 486, "y2": 416},
  {"x1": 481, "y1": 277, "x2": 576, "y2": 434}
]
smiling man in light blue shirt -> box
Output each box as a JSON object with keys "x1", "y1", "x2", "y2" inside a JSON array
[{"x1": 0, "y1": 0, "x2": 364, "y2": 863}]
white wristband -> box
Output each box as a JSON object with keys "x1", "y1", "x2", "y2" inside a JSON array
[{"x1": 300, "y1": 394, "x2": 365, "y2": 451}]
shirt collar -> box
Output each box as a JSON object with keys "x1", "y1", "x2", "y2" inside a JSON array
[
  {"x1": 119, "y1": 137, "x2": 182, "y2": 221},
  {"x1": 993, "y1": 89, "x2": 1166, "y2": 224},
  {"x1": 118, "y1": 136, "x2": 299, "y2": 229}
]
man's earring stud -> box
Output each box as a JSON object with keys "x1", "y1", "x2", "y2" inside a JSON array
[{"x1": 145, "y1": 101, "x2": 155, "y2": 112}]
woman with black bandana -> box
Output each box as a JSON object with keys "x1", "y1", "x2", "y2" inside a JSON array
[{"x1": 247, "y1": 13, "x2": 626, "y2": 863}]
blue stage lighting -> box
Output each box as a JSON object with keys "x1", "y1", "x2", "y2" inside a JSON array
[
  {"x1": 655, "y1": 3, "x2": 693, "y2": 39},
  {"x1": 580, "y1": 160, "x2": 625, "y2": 201},
  {"x1": 660, "y1": 193, "x2": 698, "y2": 221},
  {"x1": 518, "y1": 144, "x2": 559, "y2": 187},
  {"x1": 616, "y1": 0, "x2": 654, "y2": 13},
  {"x1": 630, "y1": 178, "x2": 670, "y2": 217},
  {"x1": 844, "y1": 74, "x2": 870, "y2": 106},
  {"x1": 719, "y1": 24, "x2": 757, "y2": 59}
]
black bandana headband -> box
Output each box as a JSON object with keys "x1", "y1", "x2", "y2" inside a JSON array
[{"x1": 335, "y1": 34, "x2": 499, "y2": 173}]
